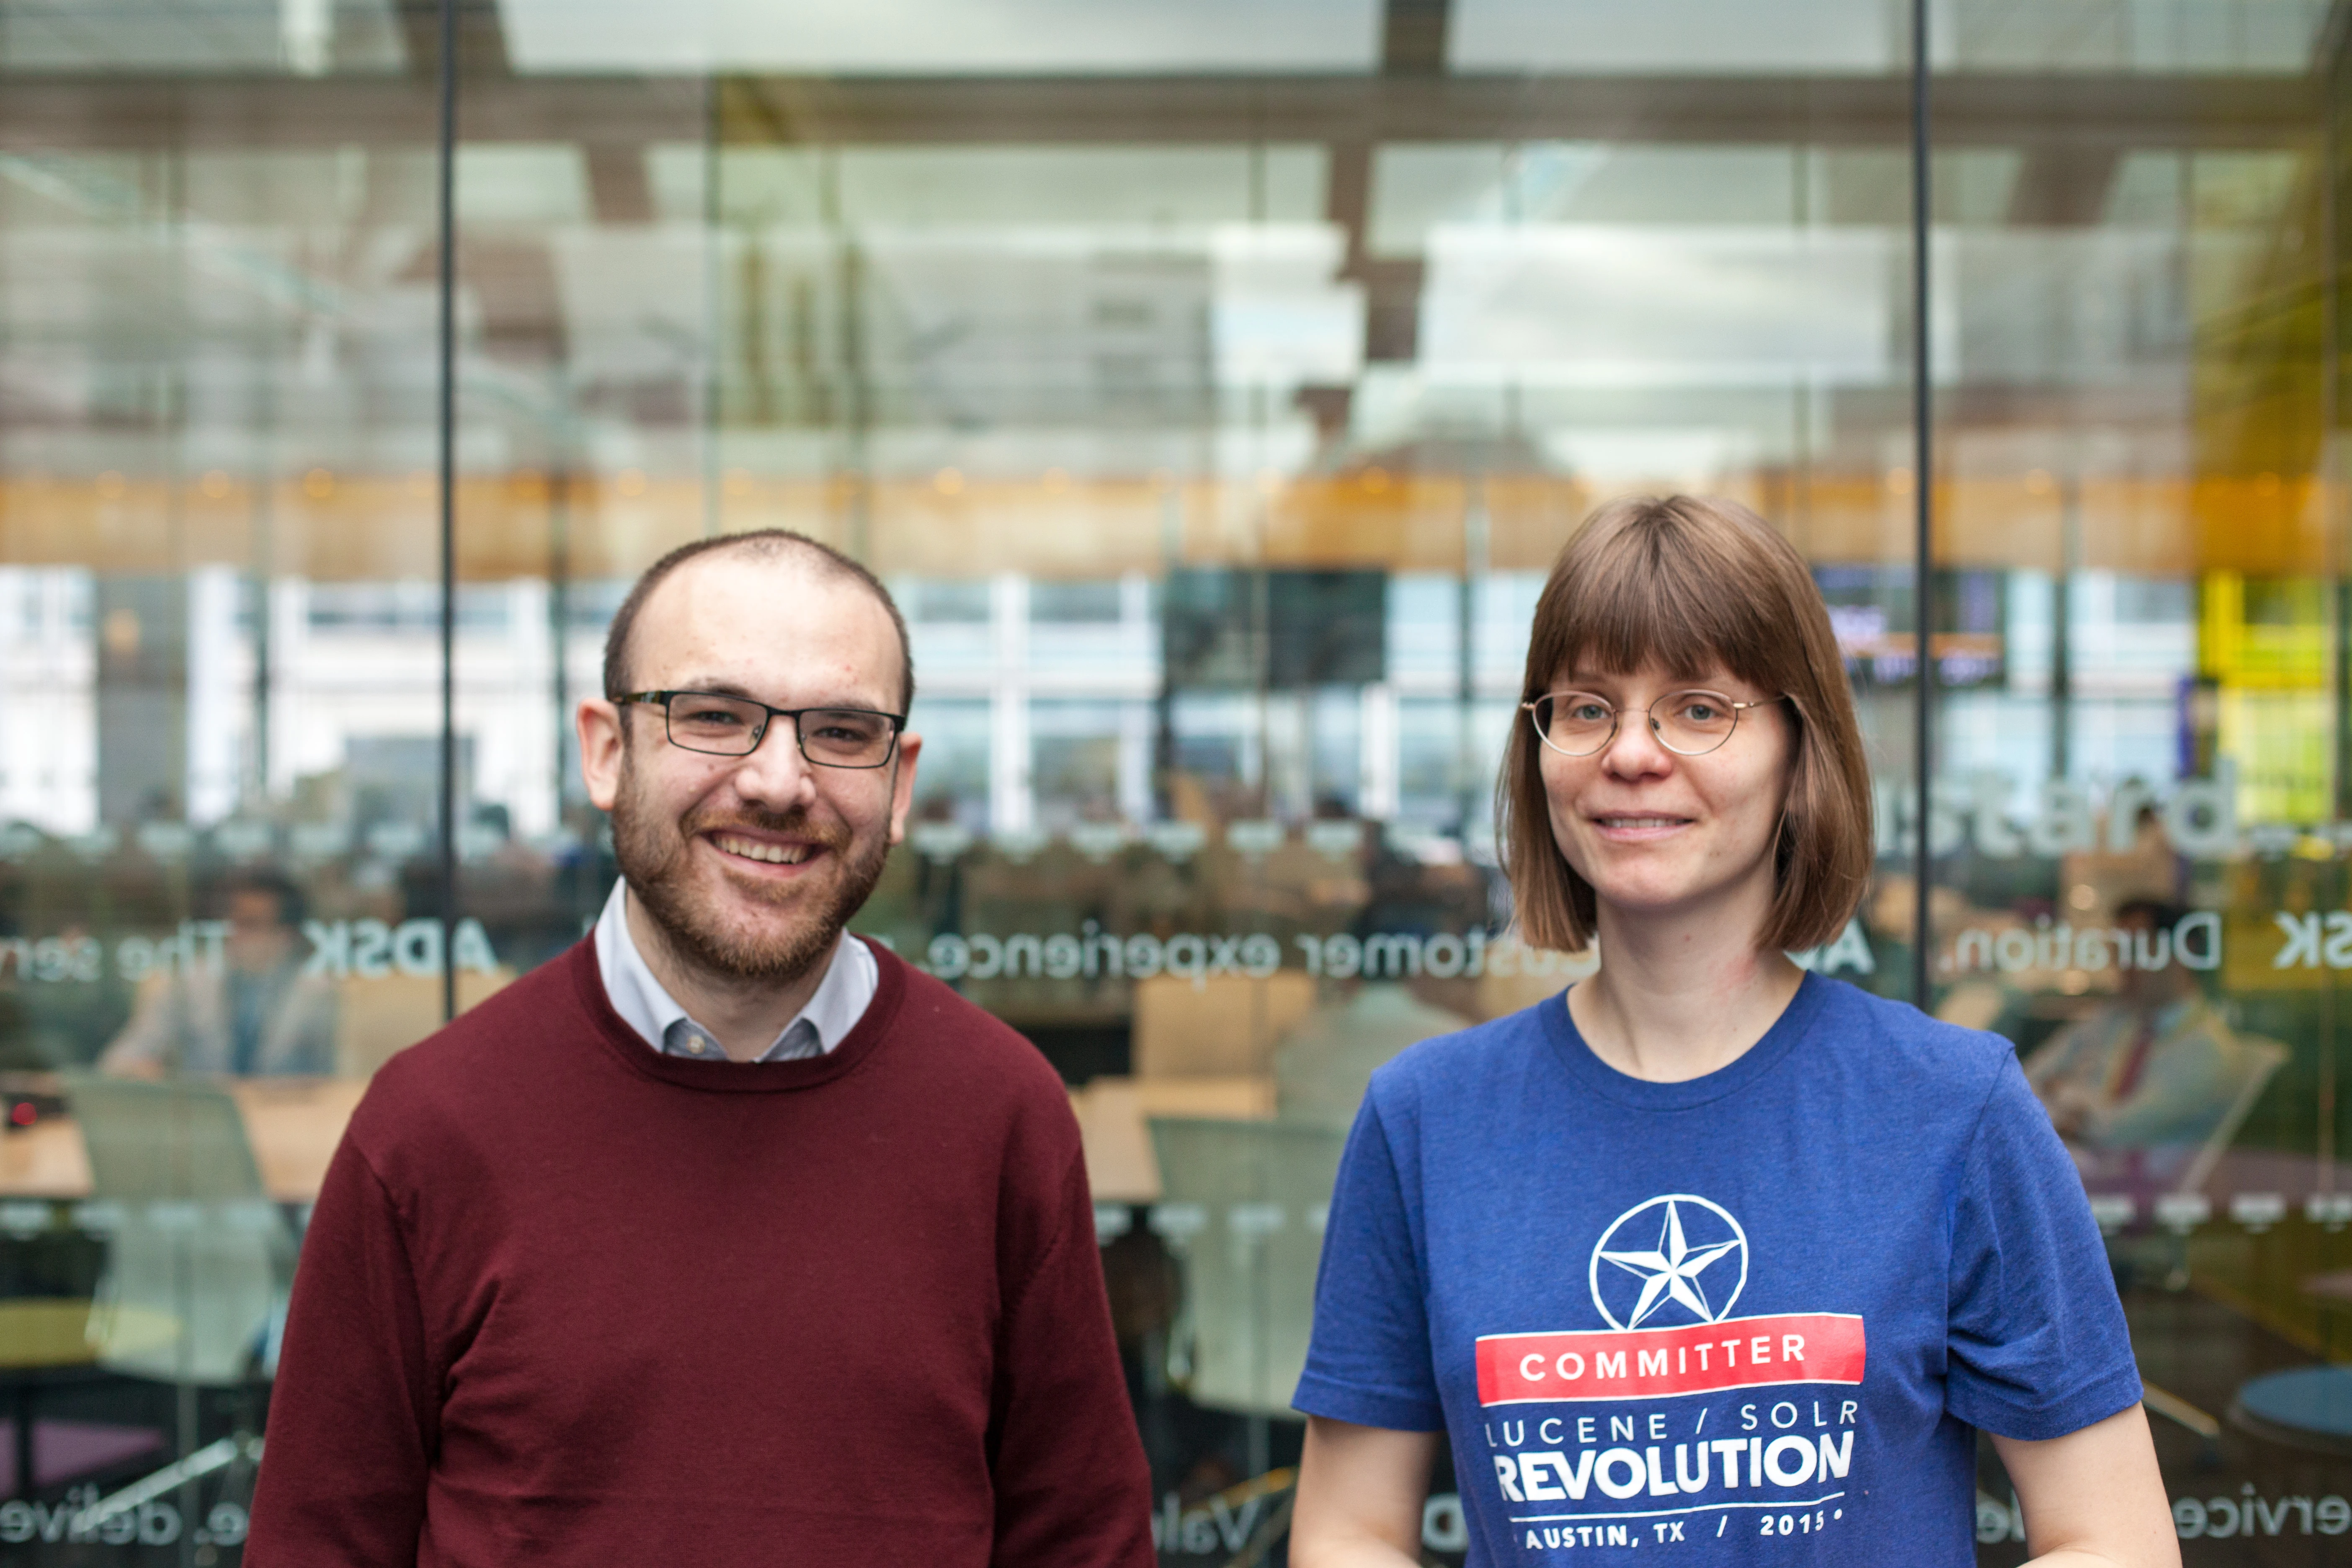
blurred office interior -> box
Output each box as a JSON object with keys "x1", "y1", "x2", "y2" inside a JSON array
[{"x1": 4, "y1": 0, "x2": 2352, "y2": 1560}]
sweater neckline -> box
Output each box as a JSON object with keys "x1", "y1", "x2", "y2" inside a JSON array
[{"x1": 568, "y1": 934, "x2": 908, "y2": 1093}]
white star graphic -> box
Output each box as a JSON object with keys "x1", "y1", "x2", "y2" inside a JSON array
[{"x1": 1595, "y1": 1201, "x2": 1742, "y2": 1328}]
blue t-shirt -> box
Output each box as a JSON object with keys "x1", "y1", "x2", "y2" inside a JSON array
[{"x1": 1294, "y1": 973, "x2": 2141, "y2": 1564}]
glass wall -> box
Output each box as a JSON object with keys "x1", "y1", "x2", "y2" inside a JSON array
[
  {"x1": 0, "y1": 2, "x2": 2342, "y2": 1560},
  {"x1": 1927, "y1": 3, "x2": 2352, "y2": 1551}
]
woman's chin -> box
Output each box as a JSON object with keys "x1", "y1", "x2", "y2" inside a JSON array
[{"x1": 1591, "y1": 878, "x2": 1746, "y2": 926}]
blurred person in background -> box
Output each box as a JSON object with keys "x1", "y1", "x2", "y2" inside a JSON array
[
  {"x1": 2027, "y1": 897, "x2": 2251, "y2": 1161},
  {"x1": 99, "y1": 869, "x2": 335, "y2": 1078}
]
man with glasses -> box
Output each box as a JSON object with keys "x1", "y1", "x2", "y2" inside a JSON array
[{"x1": 250, "y1": 531, "x2": 1154, "y2": 1567}]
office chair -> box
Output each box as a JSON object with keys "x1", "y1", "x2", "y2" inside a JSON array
[
  {"x1": 1146, "y1": 1117, "x2": 1345, "y2": 1418},
  {"x1": 59, "y1": 1074, "x2": 294, "y2": 1387}
]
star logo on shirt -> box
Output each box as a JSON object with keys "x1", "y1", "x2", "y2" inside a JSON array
[{"x1": 1588, "y1": 1194, "x2": 1749, "y2": 1330}]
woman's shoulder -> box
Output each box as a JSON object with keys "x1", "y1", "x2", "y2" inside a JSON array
[
  {"x1": 1801, "y1": 974, "x2": 2023, "y2": 1099},
  {"x1": 1364, "y1": 994, "x2": 1564, "y2": 1105}
]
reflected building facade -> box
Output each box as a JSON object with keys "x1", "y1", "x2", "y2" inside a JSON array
[{"x1": 0, "y1": 0, "x2": 2349, "y2": 1559}]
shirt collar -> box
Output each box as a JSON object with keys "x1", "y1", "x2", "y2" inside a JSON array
[{"x1": 593, "y1": 877, "x2": 872, "y2": 1060}]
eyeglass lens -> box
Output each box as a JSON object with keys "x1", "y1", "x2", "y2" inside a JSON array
[
  {"x1": 1532, "y1": 691, "x2": 1743, "y2": 757},
  {"x1": 664, "y1": 694, "x2": 896, "y2": 766}
]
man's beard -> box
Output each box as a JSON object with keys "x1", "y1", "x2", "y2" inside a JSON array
[{"x1": 610, "y1": 758, "x2": 891, "y2": 986}]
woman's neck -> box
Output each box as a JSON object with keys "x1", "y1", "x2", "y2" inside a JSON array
[{"x1": 1566, "y1": 891, "x2": 1805, "y2": 1084}]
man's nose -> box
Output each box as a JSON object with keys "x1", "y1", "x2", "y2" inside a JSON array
[{"x1": 733, "y1": 718, "x2": 820, "y2": 805}]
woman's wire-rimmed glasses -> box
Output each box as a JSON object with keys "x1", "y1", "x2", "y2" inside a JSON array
[
  {"x1": 617, "y1": 690, "x2": 907, "y2": 769},
  {"x1": 1523, "y1": 689, "x2": 1787, "y2": 758}
]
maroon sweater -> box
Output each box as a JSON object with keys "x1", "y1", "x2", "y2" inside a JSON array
[{"x1": 247, "y1": 938, "x2": 1153, "y2": 1567}]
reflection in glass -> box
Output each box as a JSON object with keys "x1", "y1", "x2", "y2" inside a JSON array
[{"x1": 5, "y1": 0, "x2": 2346, "y2": 1554}]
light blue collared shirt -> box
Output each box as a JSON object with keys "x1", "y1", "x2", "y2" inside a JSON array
[{"x1": 592, "y1": 877, "x2": 877, "y2": 1062}]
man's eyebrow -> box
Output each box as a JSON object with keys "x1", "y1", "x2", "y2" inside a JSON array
[
  {"x1": 668, "y1": 677, "x2": 892, "y2": 711},
  {"x1": 669, "y1": 677, "x2": 761, "y2": 701}
]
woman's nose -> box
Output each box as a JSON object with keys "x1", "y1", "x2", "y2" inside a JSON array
[{"x1": 1601, "y1": 708, "x2": 1673, "y2": 774}]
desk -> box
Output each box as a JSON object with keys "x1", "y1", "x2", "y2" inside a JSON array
[
  {"x1": 1070, "y1": 1076, "x2": 1276, "y2": 1205},
  {"x1": 0, "y1": 1078, "x2": 366, "y2": 1204}
]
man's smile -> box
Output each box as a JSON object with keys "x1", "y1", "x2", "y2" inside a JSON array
[{"x1": 707, "y1": 830, "x2": 825, "y2": 869}]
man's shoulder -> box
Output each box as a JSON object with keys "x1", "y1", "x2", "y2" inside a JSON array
[
  {"x1": 345, "y1": 946, "x2": 591, "y2": 1141},
  {"x1": 415, "y1": 945, "x2": 588, "y2": 1057},
  {"x1": 874, "y1": 946, "x2": 1070, "y2": 1107}
]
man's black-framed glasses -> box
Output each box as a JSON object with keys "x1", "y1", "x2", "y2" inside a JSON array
[
  {"x1": 619, "y1": 691, "x2": 907, "y2": 769},
  {"x1": 1524, "y1": 689, "x2": 1786, "y2": 758}
]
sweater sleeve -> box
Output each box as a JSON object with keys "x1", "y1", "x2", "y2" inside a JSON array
[
  {"x1": 986, "y1": 1142, "x2": 1155, "y2": 1568},
  {"x1": 246, "y1": 1132, "x2": 438, "y2": 1566}
]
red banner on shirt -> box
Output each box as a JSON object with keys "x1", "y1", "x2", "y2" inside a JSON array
[{"x1": 1476, "y1": 1313, "x2": 1866, "y2": 1405}]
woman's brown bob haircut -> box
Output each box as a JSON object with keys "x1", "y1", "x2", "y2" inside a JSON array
[{"x1": 1497, "y1": 495, "x2": 1873, "y2": 956}]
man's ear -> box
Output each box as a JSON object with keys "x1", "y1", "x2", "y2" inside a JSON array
[
  {"x1": 886, "y1": 733, "x2": 923, "y2": 845},
  {"x1": 578, "y1": 698, "x2": 627, "y2": 812}
]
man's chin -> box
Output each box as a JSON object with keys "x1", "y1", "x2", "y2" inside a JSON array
[
  {"x1": 671, "y1": 910, "x2": 845, "y2": 984},
  {"x1": 703, "y1": 861, "x2": 838, "y2": 917},
  {"x1": 691, "y1": 881, "x2": 840, "y2": 942}
]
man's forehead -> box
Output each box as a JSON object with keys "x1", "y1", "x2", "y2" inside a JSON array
[
  {"x1": 651, "y1": 544, "x2": 835, "y2": 603},
  {"x1": 634, "y1": 551, "x2": 898, "y2": 694}
]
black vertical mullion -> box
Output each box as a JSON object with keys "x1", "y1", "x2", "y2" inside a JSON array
[
  {"x1": 437, "y1": 0, "x2": 459, "y2": 1025},
  {"x1": 1910, "y1": 0, "x2": 1934, "y2": 1011}
]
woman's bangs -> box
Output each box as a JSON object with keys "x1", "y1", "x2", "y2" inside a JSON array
[{"x1": 1551, "y1": 531, "x2": 1768, "y2": 689}]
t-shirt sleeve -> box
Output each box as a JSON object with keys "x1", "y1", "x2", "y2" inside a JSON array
[
  {"x1": 1293, "y1": 1089, "x2": 1444, "y2": 1431},
  {"x1": 1944, "y1": 1052, "x2": 2143, "y2": 1440}
]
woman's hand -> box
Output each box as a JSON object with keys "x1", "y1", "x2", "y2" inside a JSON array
[
  {"x1": 1993, "y1": 1404, "x2": 2180, "y2": 1568},
  {"x1": 1290, "y1": 1416, "x2": 1439, "y2": 1568}
]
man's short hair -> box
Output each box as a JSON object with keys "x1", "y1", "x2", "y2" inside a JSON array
[
  {"x1": 1496, "y1": 494, "x2": 1874, "y2": 955},
  {"x1": 601, "y1": 530, "x2": 916, "y2": 715},
  {"x1": 217, "y1": 868, "x2": 306, "y2": 929},
  {"x1": 2115, "y1": 897, "x2": 2186, "y2": 931}
]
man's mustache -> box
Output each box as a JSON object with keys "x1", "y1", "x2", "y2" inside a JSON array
[{"x1": 678, "y1": 805, "x2": 849, "y2": 851}]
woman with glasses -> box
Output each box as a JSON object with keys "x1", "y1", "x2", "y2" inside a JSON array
[{"x1": 1289, "y1": 497, "x2": 2173, "y2": 1567}]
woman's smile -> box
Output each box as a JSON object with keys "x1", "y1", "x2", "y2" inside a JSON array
[{"x1": 1590, "y1": 812, "x2": 1695, "y2": 840}]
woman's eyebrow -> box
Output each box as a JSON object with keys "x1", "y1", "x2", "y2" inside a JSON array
[
  {"x1": 1559, "y1": 673, "x2": 1670, "y2": 691},
  {"x1": 1560, "y1": 672, "x2": 1739, "y2": 693}
]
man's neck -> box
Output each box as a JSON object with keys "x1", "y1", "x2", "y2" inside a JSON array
[
  {"x1": 622, "y1": 887, "x2": 834, "y2": 1062},
  {"x1": 1567, "y1": 881, "x2": 1803, "y2": 1085}
]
